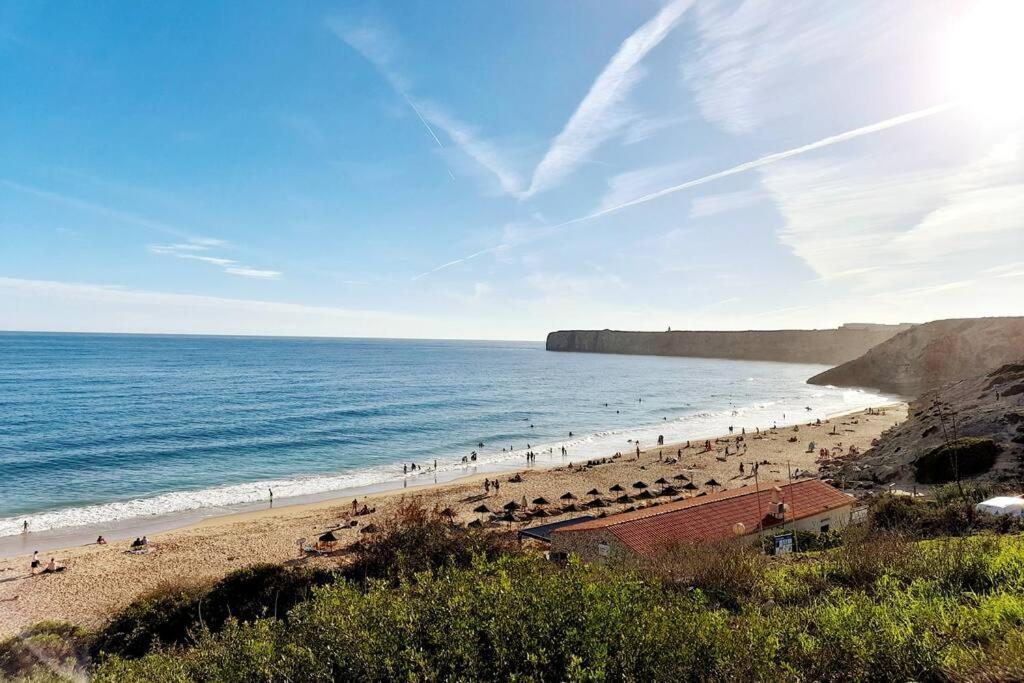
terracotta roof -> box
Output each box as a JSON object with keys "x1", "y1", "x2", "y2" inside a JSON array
[{"x1": 553, "y1": 479, "x2": 853, "y2": 558}]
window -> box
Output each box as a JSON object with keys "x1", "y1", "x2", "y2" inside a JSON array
[
  {"x1": 820, "y1": 518, "x2": 831, "y2": 533},
  {"x1": 598, "y1": 542, "x2": 610, "y2": 557}
]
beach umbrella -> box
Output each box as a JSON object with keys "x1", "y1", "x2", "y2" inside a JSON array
[
  {"x1": 586, "y1": 498, "x2": 609, "y2": 508},
  {"x1": 440, "y1": 507, "x2": 457, "y2": 521},
  {"x1": 559, "y1": 492, "x2": 578, "y2": 501},
  {"x1": 498, "y1": 512, "x2": 517, "y2": 524},
  {"x1": 705, "y1": 478, "x2": 721, "y2": 488},
  {"x1": 682, "y1": 482, "x2": 699, "y2": 491},
  {"x1": 473, "y1": 504, "x2": 492, "y2": 514},
  {"x1": 318, "y1": 531, "x2": 338, "y2": 543},
  {"x1": 660, "y1": 486, "x2": 679, "y2": 496},
  {"x1": 467, "y1": 519, "x2": 483, "y2": 529},
  {"x1": 609, "y1": 484, "x2": 625, "y2": 492},
  {"x1": 586, "y1": 488, "x2": 601, "y2": 496},
  {"x1": 637, "y1": 490, "x2": 656, "y2": 500},
  {"x1": 654, "y1": 477, "x2": 670, "y2": 485},
  {"x1": 561, "y1": 503, "x2": 581, "y2": 512},
  {"x1": 597, "y1": 511, "x2": 608, "y2": 518},
  {"x1": 503, "y1": 500, "x2": 521, "y2": 511},
  {"x1": 632, "y1": 481, "x2": 649, "y2": 490},
  {"x1": 360, "y1": 523, "x2": 379, "y2": 534},
  {"x1": 531, "y1": 508, "x2": 551, "y2": 518},
  {"x1": 623, "y1": 505, "x2": 637, "y2": 512},
  {"x1": 672, "y1": 473, "x2": 690, "y2": 482},
  {"x1": 532, "y1": 496, "x2": 551, "y2": 506},
  {"x1": 614, "y1": 494, "x2": 634, "y2": 504}
]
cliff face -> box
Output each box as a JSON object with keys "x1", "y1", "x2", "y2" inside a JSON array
[
  {"x1": 545, "y1": 324, "x2": 909, "y2": 366},
  {"x1": 808, "y1": 317, "x2": 1024, "y2": 396}
]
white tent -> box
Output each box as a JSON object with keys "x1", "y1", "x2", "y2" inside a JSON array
[{"x1": 976, "y1": 496, "x2": 1024, "y2": 517}]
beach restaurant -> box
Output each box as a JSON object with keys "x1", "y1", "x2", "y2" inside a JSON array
[{"x1": 549, "y1": 479, "x2": 854, "y2": 562}]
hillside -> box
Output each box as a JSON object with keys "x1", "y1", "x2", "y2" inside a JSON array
[
  {"x1": 821, "y1": 360, "x2": 1024, "y2": 488},
  {"x1": 808, "y1": 317, "x2": 1024, "y2": 396},
  {"x1": 545, "y1": 324, "x2": 909, "y2": 365}
]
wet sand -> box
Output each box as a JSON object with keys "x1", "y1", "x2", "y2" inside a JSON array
[{"x1": 0, "y1": 403, "x2": 906, "y2": 637}]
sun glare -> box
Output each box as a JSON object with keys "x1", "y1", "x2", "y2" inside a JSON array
[{"x1": 944, "y1": 0, "x2": 1024, "y2": 122}]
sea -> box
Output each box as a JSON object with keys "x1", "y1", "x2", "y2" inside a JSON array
[{"x1": 0, "y1": 332, "x2": 893, "y2": 541}]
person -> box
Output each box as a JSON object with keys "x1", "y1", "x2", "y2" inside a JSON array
[
  {"x1": 268, "y1": 488, "x2": 273, "y2": 504},
  {"x1": 404, "y1": 464, "x2": 408, "y2": 474},
  {"x1": 635, "y1": 444, "x2": 640, "y2": 459},
  {"x1": 131, "y1": 538, "x2": 142, "y2": 548},
  {"x1": 30, "y1": 551, "x2": 40, "y2": 573},
  {"x1": 43, "y1": 558, "x2": 65, "y2": 573},
  {"x1": 739, "y1": 462, "x2": 745, "y2": 474},
  {"x1": 141, "y1": 536, "x2": 148, "y2": 546},
  {"x1": 494, "y1": 480, "x2": 500, "y2": 494},
  {"x1": 23, "y1": 520, "x2": 28, "y2": 533},
  {"x1": 96, "y1": 535, "x2": 107, "y2": 545},
  {"x1": 352, "y1": 498, "x2": 358, "y2": 513},
  {"x1": 484, "y1": 479, "x2": 491, "y2": 494}
]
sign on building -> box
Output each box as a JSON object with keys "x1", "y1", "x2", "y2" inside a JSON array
[{"x1": 773, "y1": 532, "x2": 795, "y2": 555}]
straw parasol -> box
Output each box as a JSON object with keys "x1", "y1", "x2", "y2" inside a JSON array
[
  {"x1": 503, "y1": 500, "x2": 521, "y2": 511},
  {"x1": 561, "y1": 503, "x2": 581, "y2": 512},
  {"x1": 360, "y1": 523, "x2": 379, "y2": 534},
  {"x1": 586, "y1": 488, "x2": 601, "y2": 497},
  {"x1": 614, "y1": 494, "x2": 633, "y2": 504},
  {"x1": 559, "y1": 491, "x2": 578, "y2": 501},
  {"x1": 632, "y1": 481, "x2": 649, "y2": 489},
  {"x1": 705, "y1": 478, "x2": 721, "y2": 488},
  {"x1": 532, "y1": 496, "x2": 551, "y2": 506},
  {"x1": 637, "y1": 490, "x2": 656, "y2": 500},
  {"x1": 473, "y1": 504, "x2": 492, "y2": 514},
  {"x1": 660, "y1": 486, "x2": 679, "y2": 496},
  {"x1": 467, "y1": 519, "x2": 483, "y2": 528},
  {"x1": 531, "y1": 508, "x2": 551, "y2": 518},
  {"x1": 672, "y1": 473, "x2": 690, "y2": 482},
  {"x1": 586, "y1": 498, "x2": 609, "y2": 508},
  {"x1": 654, "y1": 477, "x2": 670, "y2": 485},
  {"x1": 440, "y1": 507, "x2": 457, "y2": 522},
  {"x1": 318, "y1": 531, "x2": 338, "y2": 545},
  {"x1": 609, "y1": 484, "x2": 625, "y2": 492},
  {"x1": 682, "y1": 481, "x2": 699, "y2": 491}
]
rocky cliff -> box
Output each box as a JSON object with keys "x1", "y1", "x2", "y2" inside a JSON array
[
  {"x1": 820, "y1": 360, "x2": 1024, "y2": 488},
  {"x1": 545, "y1": 324, "x2": 909, "y2": 366},
  {"x1": 808, "y1": 317, "x2": 1024, "y2": 396}
]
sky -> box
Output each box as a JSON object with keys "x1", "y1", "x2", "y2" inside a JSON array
[{"x1": 1, "y1": 0, "x2": 1022, "y2": 340}]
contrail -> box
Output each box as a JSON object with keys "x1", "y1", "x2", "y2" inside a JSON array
[
  {"x1": 414, "y1": 102, "x2": 954, "y2": 279},
  {"x1": 411, "y1": 247, "x2": 494, "y2": 281},
  {"x1": 400, "y1": 90, "x2": 457, "y2": 180}
]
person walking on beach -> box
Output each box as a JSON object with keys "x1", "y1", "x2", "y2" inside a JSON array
[
  {"x1": 30, "y1": 551, "x2": 39, "y2": 574},
  {"x1": 484, "y1": 479, "x2": 491, "y2": 494},
  {"x1": 352, "y1": 498, "x2": 358, "y2": 514},
  {"x1": 23, "y1": 521, "x2": 28, "y2": 534},
  {"x1": 268, "y1": 488, "x2": 273, "y2": 505}
]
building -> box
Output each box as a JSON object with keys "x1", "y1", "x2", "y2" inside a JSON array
[
  {"x1": 550, "y1": 479, "x2": 854, "y2": 562},
  {"x1": 976, "y1": 496, "x2": 1024, "y2": 517}
]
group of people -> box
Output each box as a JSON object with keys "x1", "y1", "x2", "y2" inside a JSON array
[
  {"x1": 483, "y1": 478, "x2": 501, "y2": 495},
  {"x1": 29, "y1": 551, "x2": 64, "y2": 575}
]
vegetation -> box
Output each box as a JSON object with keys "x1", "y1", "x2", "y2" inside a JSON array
[
  {"x1": 914, "y1": 436, "x2": 999, "y2": 484},
  {"x1": 7, "y1": 498, "x2": 1024, "y2": 682}
]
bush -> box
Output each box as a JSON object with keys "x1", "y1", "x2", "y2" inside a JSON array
[
  {"x1": 91, "y1": 581, "x2": 211, "y2": 660},
  {"x1": 914, "y1": 437, "x2": 999, "y2": 484},
  {"x1": 0, "y1": 621, "x2": 93, "y2": 682},
  {"x1": 650, "y1": 540, "x2": 768, "y2": 609}
]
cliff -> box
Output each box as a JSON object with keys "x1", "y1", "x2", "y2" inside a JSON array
[
  {"x1": 820, "y1": 360, "x2": 1024, "y2": 488},
  {"x1": 545, "y1": 324, "x2": 910, "y2": 366},
  {"x1": 808, "y1": 317, "x2": 1024, "y2": 396}
]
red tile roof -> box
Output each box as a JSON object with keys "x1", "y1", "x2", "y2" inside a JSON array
[{"x1": 554, "y1": 479, "x2": 853, "y2": 558}]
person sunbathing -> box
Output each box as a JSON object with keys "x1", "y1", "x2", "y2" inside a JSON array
[{"x1": 42, "y1": 558, "x2": 65, "y2": 573}]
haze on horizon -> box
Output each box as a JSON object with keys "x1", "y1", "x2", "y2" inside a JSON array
[{"x1": 1, "y1": 0, "x2": 1023, "y2": 341}]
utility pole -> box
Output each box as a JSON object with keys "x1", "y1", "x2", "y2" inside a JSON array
[{"x1": 787, "y1": 461, "x2": 799, "y2": 553}]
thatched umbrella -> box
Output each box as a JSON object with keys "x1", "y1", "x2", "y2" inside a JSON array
[
  {"x1": 632, "y1": 481, "x2": 649, "y2": 490},
  {"x1": 440, "y1": 506, "x2": 457, "y2": 522},
  {"x1": 498, "y1": 511, "x2": 517, "y2": 524},
  {"x1": 561, "y1": 503, "x2": 581, "y2": 512},
  {"x1": 503, "y1": 500, "x2": 521, "y2": 511},
  {"x1": 672, "y1": 473, "x2": 690, "y2": 482},
  {"x1": 559, "y1": 491, "x2": 578, "y2": 501},
  {"x1": 609, "y1": 484, "x2": 625, "y2": 492},
  {"x1": 473, "y1": 504, "x2": 492, "y2": 514},
  {"x1": 531, "y1": 508, "x2": 551, "y2": 518},
  {"x1": 467, "y1": 519, "x2": 483, "y2": 529},
  {"x1": 682, "y1": 481, "x2": 699, "y2": 491},
  {"x1": 360, "y1": 523, "x2": 379, "y2": 534},
  {"x1": 532, "y1": 496, "x2": 551, "y2": 506},
  {"x1": 660, "y1": 486, "x2": 680, "y2": 496},
  {"x1": 318, "y1": 530, "x2": 338, "y2": 547},
  {"x1": 637, "y1": 490, "x2": 656, "y2": 500},
  {"x1": 705, "y1": 478, "x2": 721, "y2": 488},
  {"x1": 614, "y1": 494, "x2": 634, "y2": 504},
  {"x1": 586, "y1": 488, "x2": 601, "y2": 497},
  {"x1": 654, "y1": 477, "x2": 670, "y2": 486},
  {"x1": 586, "y1": 498, "x2": 609, "y2": 508}
]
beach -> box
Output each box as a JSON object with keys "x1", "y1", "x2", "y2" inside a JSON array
[{"x1": 0, "y1": 403, "x2": 906, "y2": 637}]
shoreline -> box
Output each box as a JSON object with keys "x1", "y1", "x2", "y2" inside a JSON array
[
  {"x1": 0, "y1": 402, "x2": 907, "y2": 636},
  {"x1": 0, "y1": 401, "x2": 900, "y2": 558}
]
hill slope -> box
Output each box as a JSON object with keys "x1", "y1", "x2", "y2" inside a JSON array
[
  {"x1": 808, "y1": 317, "x2": 1024, "y2": 396},
  {"x1": 821, "y1": 360, "x2": 1024, "y2": 488}
]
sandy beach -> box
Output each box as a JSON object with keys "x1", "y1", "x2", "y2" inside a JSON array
[{"x1": 0, "y1": 403, "x2": 906, "y2": 637}]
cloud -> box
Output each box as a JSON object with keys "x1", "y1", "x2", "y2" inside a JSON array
[
  {"x1": 598, "y1": 162, "x2": 693, "y2": 212},
  {"x1": 683, "y1": 0, "x2": 889, "y2": 134},
  {"x1": 761, "y1": 131, "x2": 1024, "y2": 293},
  {"x1": 522, "y1": 0, "x2": 694, "y2": 198},
  {"x1": 149, "y1": 239, "x2": 282, "y2": 280},
  {"x1": 329, "y1": 17, "x2": 521, "y2": 192}
]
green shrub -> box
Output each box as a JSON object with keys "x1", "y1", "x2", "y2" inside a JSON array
[
  {"x1": 0, "y1": 621, "x2": 92, "y2": 682},
  {"x1": 914, "y1": 437, "x2": 999, "y2": 484},
  {"x1": 91, "y1": 581, "x2": 210, "y2": 660}
]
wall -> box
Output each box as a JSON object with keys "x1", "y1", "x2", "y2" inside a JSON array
[{"x1": 545, "y1": 325, "x2": 910, "y2": 366}]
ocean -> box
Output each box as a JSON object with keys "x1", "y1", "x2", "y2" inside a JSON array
[{"x1": 0, "y1": 333, "x2": 891, "y2": 538}]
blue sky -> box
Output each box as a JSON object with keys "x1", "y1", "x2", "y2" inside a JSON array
[{"x1": 1, "y1": 0, "x2": 1022, "y2": 339}]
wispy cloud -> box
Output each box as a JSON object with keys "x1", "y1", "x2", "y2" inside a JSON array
[
  {"x1": 329, "y1": 17, "x2": 521, "y2": 192},
  {"x1": 412, "y1": 103, "x2": 954, "y2": 281},
  {"x1": 690, "y1": 188, "x2": 765, "y2": 218},
  {"x1": 521, "y1": 0, "x2": 694, "y2": 198},
  {"x1": 598, "y1": 162, "x2": 693, "y2": 212},
  {"x1": 149, "y1": 239, "x2": 282, "y2": 280}
]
